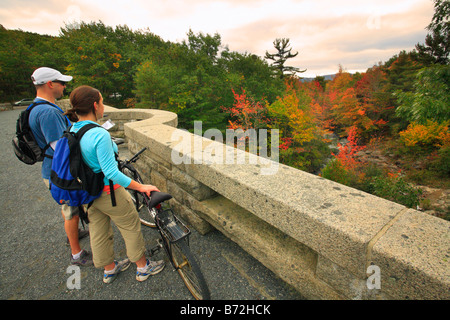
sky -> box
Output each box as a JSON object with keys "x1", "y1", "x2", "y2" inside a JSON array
[{"x1": 0, "y1": 0, "x2": 435, "y2": 77}]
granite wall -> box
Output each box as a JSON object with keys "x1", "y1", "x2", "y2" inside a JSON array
[{"x1": 59, "y1": 101, "x2": 449, "y2": 300}]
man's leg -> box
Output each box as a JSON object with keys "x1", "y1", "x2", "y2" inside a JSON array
[
  {"x1": 62, "y1": 206, "x2": 93, "y2": 266},
  {"x1": 43, "y1": 179, "x2": 91, "y2": 264},
  {"x1": 63, "y1": 210, "x2": 82, "y2": 255}
]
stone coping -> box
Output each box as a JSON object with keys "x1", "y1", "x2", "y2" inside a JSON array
[{"x1": 71, "y1": 101, "x2": 448, "y2": 299}]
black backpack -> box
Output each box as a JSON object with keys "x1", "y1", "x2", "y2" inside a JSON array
[{"x1": 12, "y1": 101, "x2": 67, "y2": 165}]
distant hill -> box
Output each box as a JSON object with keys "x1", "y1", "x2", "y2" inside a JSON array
[{"x1": 300, "y1": 74, "x2": 336, "y2": 82}]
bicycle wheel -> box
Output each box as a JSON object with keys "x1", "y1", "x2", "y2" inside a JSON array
[
  {"x1": 170, "y1": 239, "x2": 210, "y2": 300},
  {"x1": 122, "y1": 166, "x2": 156, "y2": 228}
]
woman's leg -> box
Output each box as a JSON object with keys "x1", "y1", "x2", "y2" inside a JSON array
[{"x1": 88, "y1": 193, "x2": 115, "y2": 268}]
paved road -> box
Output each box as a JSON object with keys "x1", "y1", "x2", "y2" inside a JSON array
[{"x1": 0, "y1": 107, "x2": 303, "y2": 304}]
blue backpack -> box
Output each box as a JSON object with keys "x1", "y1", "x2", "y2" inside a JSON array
[{"x1": 49, "y1": 123, "x2": 116, "y2": 224}]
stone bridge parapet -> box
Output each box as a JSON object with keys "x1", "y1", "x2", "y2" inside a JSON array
[{"x1": 57, "y1": 100, "x2": 449, "y2": 300}]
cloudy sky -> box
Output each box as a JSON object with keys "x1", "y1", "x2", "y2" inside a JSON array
[{"x1": 1, "y1": 0, "x2": 435, "y2": 77}]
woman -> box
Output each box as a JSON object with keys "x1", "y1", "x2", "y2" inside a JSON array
[{"x1": 65, "y1": 85, "x2": 164, "y2": 284}]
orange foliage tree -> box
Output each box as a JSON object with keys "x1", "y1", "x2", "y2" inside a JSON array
[
  {"x1": 221, "y1": 88, "x2": 268, "y2": 131},
  {"x1": 399, "y1": 120, "x2": 450, "y2": 153},
  {"x1": 267, "y1": 81, "x2": 316, "y2": 148},
  {"x1": 323, "y1": 67, "x2": 389, "y2": 138},
  {"x1": 332, "y1": 126, "x2": 366, "y2": 171},
  {"x1": 266, "y1": 79, "x2": 329, "y2": 170}
]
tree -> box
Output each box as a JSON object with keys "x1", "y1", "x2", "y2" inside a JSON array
[
  {"x1": 60, "y1": 22, "x2": 128, "y2": 99},
  {"x1": 416, "y1": 0, "x2": 449, "y2": 65},
  {"x1": 416, "y1": 28, "x2": 450, "y2": 65},
  {"x1": 60, "y1": 21, "x2": 167, "y2": 105},
  {"x1": 396, "y1": 64, "x2": 450, "y2": 124},
  {"x1": 222, "y1": 89, "x2": 269, "y2": 131},
  {"x1": 219, "y1": 50, "x2": 284, "y2": 103},
  {"x1": 184, "y1": 30, "x2": 222, "y2": 62},
  {"x1": 265, "y1": 38, "x2": 306, "y2": 78},
  {"x1": 266, "y1": 80, "x2": 329, "y2": 172},
  {"x1": 134, "y1": 60, "x2": 171, "y2": 109},
  {"x1": 355, "y1": 65, "x2": 390, "y2": 136},
  {"x1": 382, "y1": 51, "x2": 423, "y2": 93},
  {"x1": 380, "y1": 50, "x2": 425, "y2": 132},
  {"x1": 0, "y1": 26, "x2": 66, "y2": 100}
]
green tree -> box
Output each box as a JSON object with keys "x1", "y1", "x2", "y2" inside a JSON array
[
  {"x1": 60, "y1": 21, "x2": 166, "y2": 105},
  {"x1": 265, "y1": 38, "x2": 306, "y2": 78},
  {"x1": 219, "y1": 49, "x2": 284, "y2": 104},
  {"x1": 0, "y1": 25, "x2": 65, "y2": 100},
  {"x1": 416, "y1": 0, "x2": 450, "y2": 65},
  {"x1": 378, "y1": 50, "x2": 425, "y2": 132},
  {"x1": 60, "y1": 22, "x2": 125, "y2": 97},
  {"x1": 396, "y1": 64, "x2": 450, "y2": 124},
  {"x1": 134, "y1": 60, "x2": 171, "y2": 109},
  {"x1": 135, "y1": 30, "x2": 228, "y2": 131}
]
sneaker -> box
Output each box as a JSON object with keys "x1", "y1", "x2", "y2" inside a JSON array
[
  {"x1": 66, "y1": 229, "x2": 90, "y2": 246},
  {"x1": 103, "y1": 259, "x2": 132, "y2": 284},
  {"x1": 136, "y1": 259, "x2": 165, "y2": 282},
  {"x1": 70, "y1": 250, "x2": 93, "y2": 266}
]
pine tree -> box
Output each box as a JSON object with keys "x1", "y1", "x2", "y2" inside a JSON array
[
  {"x1": 265, "y1": 38, "x2": 306, "y2": 78},
  {"x1": 416, "y1": 0, "x2": 449, "y2": 65}
]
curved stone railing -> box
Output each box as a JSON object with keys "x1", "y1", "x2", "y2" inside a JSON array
[{"x1": 58, "y1": 101, "x2": 449, "y2": 300}]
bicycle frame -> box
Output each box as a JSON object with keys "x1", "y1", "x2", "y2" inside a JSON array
[
  {"x1": 118, "y1": 155, "x2": 192, "y2": 271},
  {"x1": 141, "y1": 193, "x2": 192, "y2": 271},
  {"x1": 119, "y1": 148, "x2": 211, "y2": 300}
]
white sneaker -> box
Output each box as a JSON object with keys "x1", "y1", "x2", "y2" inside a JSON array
[
  {"x1": 103, "y1": 259, "x2": 131, "y2": 284},
  {"x1": 136, "y1": 259, "x2": 165, "y2": 282}
]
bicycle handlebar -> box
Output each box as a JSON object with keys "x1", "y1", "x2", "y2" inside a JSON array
[{"x1": 128, "y1": 147, "x2": 147, "y2": 163}]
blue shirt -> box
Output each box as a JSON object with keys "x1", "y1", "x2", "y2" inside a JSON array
[
  {"x1": 70, "y1": 121, "x2": 132, "y2": 188},
  {"x1": 28, "y1": 99, "x2": 70, "y2": 179}
]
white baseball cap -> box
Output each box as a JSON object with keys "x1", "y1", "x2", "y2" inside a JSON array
[{"x1": 31, "y1": 67, "x2": 73, "y2": 85}]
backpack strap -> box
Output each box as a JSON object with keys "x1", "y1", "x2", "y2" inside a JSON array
[
  {"x1": 32, "y1": 99, "x2": 71, "y2": 126},
  {"x1": 109, "y1": 180, "x2": 117, "y2": 207},
  {"x1": 72, "y1": 122, "x2": 101, "y2": 139},
  {"x1": 27, "y1": 101, "x2": 53, "y2": 158},
  {"x1": 28, "y1": 100, "x2": 71, "y2": 158},
  {"x1": 78, "y1": 205, "x2": 89, "y2": 229}
]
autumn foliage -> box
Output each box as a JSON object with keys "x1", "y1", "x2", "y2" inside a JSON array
[
  {"x1": 332, "y1": 126, "x2": 366, "y2": 171},
  {"x1": 221, "y1": 89, "x2": 268, "y2": 131},
  {"x1": 1, "y1": 22, "x2": 448, "y2": 212},
  {"x1": 222, "y1": 66, "x2": 394, "y2": 171},
  {"x1": 222, "y1": 57, "x2": 447, "y2": 210},
  {"x1": 399, "y1": 120, "x2": 450, "y2": 152}
]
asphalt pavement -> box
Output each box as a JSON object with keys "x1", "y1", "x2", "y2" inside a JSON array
[{"x1": 0, "y1": 107, "x2": 304, "y2": 304}]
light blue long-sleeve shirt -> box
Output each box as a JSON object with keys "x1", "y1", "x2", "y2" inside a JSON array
[{"x1": 70, "y1": 121, "x2": 131, "y2": 188}]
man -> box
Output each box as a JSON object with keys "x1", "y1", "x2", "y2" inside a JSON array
[{"x1": 29, "y1": 67, "x2": 92, "y2": 266}]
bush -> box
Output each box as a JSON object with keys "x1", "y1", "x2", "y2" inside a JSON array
[
  {"x1": 357, "y1": 163, "x2": 386, "y2": 194},
  {"x1": 322, "y1": 159, "x2": 423, "y2": 209},
  {"x1": 321, "y1": 159, "x2": 357, "y2": 187},
  {"x1": 427, "y1": 146, "x2": 450, "y2": 177},
  {"x1": 371, "y1": 175, "x2": 423, "y2": 208},
  {"x1": 399, "y1": 120, "x2": 450, "y2": 154}
]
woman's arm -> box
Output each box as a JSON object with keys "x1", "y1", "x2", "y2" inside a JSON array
[
  {"x1": 95, "y1": 129, "x2": 160, "y2": 195},
  {"x1": 127, "y1": 180, "x2": 160, "y2": 196}
]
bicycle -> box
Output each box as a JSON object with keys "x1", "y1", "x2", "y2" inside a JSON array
[{"x1": 118, "y1": 147, "x2": 211, "y2": 300}]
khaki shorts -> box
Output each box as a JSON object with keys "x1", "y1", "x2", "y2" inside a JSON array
[{"x1": 43, "y1": 179, "x2": 79, "y2": 220}]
